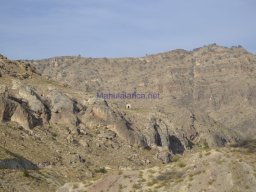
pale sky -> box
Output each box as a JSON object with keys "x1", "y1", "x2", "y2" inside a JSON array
[{"x1": 0, "y1": 0, "x2": 255, "y2": 59}]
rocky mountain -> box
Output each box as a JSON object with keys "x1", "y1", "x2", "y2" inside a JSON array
[
  {"x1": 1, "y1": 44, "x2": 256, "y2": 192},
  {"x1": 30, "y1": 44, "x2": 256, "y2": 145},
  {"x1": 0, "y1": 54, "x2": 159, "y2": 191}
]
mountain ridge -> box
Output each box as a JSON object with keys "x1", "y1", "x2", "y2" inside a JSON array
[{"x1": 1, "y1": 44, "x2": 256, "y2": 191}]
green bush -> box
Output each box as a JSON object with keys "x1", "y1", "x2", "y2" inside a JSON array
[
  {"x1": 95, "y1": 167, "x2": 107, "y2": 174},
  {"x1": 172, "y1": 155, "x2": 180, "y2": 162},
  {"x1": 177, "y1": 162, "x2": 186, "y2": 168},
  {"x1": 23, "y1": 169, "x2": 30, "y2": 177}
]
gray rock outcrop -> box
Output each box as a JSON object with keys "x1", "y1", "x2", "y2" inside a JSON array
[
  {"x1": 46, "y1": 90, "x2": 78, "y2": 128},
  {"x1": 81, "y1": 99, "x2": 148, "y2": 148},
  {"x1": 0, "y1": 86, "x2": 41, "y2": 129}
]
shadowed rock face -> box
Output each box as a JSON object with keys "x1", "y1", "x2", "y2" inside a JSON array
[
  {"x1": 0, "y1": 147, "x2": 38, "y2": 170},
  {"x1": 169, "y1": 135, "x2": 185, "y2": 154},
  {"x1": 146, "y1": 118, "x2": 186, "y2": 154},
  {"x1": 147, "y1": 117, "x2": 170, "y2": 148},
  {"x1": 0, "y1": 81, "x2": 82, "y2": 130},
  {"x1": 0, "y1": 88, "x2": 41, "y2": 129}
]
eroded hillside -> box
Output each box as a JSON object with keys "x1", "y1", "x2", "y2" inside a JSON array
[{"x1": 1, "y1": 44, "x2": 256, "y2": 191}]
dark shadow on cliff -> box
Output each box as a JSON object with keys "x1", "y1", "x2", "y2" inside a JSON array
[{"x1": 169, "y1": 135, "x2": 185, "y2": 154}]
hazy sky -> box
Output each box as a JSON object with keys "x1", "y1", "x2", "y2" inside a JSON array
[{"x1": 0, "y1": 0, "x2": 255, "y2": 59}]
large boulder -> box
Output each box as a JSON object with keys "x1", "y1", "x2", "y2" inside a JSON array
[
  {"x1": 46, "y1": 90, "x2": 78, "y2": 128},
  {"x1": 10, "y1": 103, "x2": 40, "y2": 129},
  {"x1": 18, "y1": 86, "x2": 45, "y2": 114},
  {"x1": 46, "y1": 90, "x2": 73, "y2": 113},
  {"x1": 0, "y1": 85, "x2": 41, "y2": 129}
]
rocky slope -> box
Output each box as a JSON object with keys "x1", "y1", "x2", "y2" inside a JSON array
[
  {"x1": 30, "y1": 44, "x2": 256, "y2": 151},
  {"x1": 0, "y1": 55, "x2": 160, "y2": 191},
  {"x1": 1, "y1": 44, "x2": 256, "y2": 191},
  {"x1": 59, "y1": 144, "x2": 256, "y2": 192}
]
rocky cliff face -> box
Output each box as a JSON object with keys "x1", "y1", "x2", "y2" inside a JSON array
[
  {"x1": 1, "y1": 45, "x2": 256, "y2": 191},
  {"x1": 28, "y1": 44, "x2": 256, "y2": 156}
]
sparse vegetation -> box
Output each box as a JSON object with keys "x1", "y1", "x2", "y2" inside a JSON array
[
  {"x1": 22, "y1": 169, "x2": 30, "y2": 177},
  {"x1": 73, "y1": 183, "x2": 79, "y2": 189},
  {"x1": 177, "y1": 162, "x2": 186, "y2": 168},
  {"x1": 118, "y1": 170, "x2": 123, "y2": 175},
  {"x1": 147, "y1": 180, "x2": 157, "y2": 186},
  {"x1": 94, "y1": 167, "x2": 107, "y2": 174},
  {"x1": 132, "y1": 183, "x2": 141, "y2": 189},
  {"x1": 148, "y1": 169, "x2": 156, "y2": 174},
  {"x1": 208, "y1": 179, "x2": 215, "y2": 185},
  {"x1": 171, "y1": 155, "x2": 180, "y2": 162}
]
